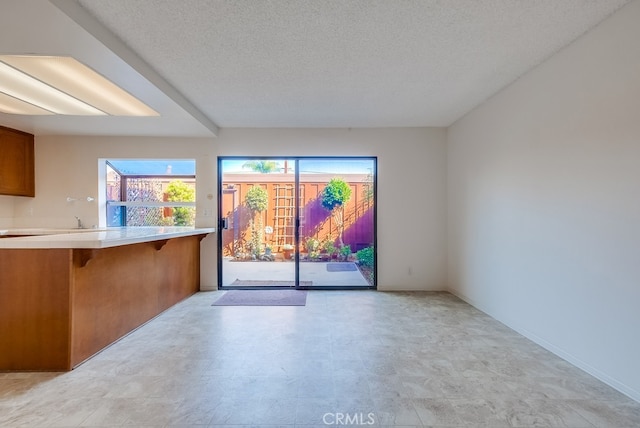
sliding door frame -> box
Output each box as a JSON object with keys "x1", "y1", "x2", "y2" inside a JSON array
[{"x1": 217, "y1": 156, "x2": 377, "y2": 290}]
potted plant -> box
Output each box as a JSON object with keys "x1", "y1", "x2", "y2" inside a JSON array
[
  {"x1": 282, "y1": 244, "x2": 294, "y2": 260},
  {"x1": 260, "y1": 244, "x2": 275, "y2": 261}
]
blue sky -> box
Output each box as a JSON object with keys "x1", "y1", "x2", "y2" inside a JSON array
[
  {"x1": 108, "y1": 158, "x2": 375, "y2": 176},
  {"x1": 222, "y1": 158, "x2": 374, "y2": 174},
  {"x1": 108, "y1": 159, "x2": 195, "y2": 175}
]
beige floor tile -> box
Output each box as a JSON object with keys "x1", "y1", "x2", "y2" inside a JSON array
[{"x1": 0, "y1": 291, "x2": 638, "y2": 428}]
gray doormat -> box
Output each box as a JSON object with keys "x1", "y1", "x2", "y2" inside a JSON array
[
  {"x1": 212, "y1": 289, "x2": 308, "y2": 306},
  {"x1": 326, "y1": 262, "x2": 358, "y2": 272}
]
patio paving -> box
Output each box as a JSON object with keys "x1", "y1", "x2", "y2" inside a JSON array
[{"x1": 221, "y1": 258, "x2": 370, "y2": 287}]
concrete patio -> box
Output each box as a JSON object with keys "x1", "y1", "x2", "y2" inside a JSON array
[{"x1": 221, "y1": 258, "x2": 370, "y2": 287}]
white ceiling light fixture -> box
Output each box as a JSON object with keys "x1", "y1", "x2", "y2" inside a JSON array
[
  {"x1": 0, "y1": 60, "x2": 104, "y2": 115},
  {"x1": 0, "y1": 55, "x2": 159, "y2": 116},
  {"x1": 0, "y1": 91, "x2": 55, "y2": 115}
]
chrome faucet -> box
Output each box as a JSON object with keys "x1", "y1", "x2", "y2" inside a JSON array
[{"x1": 75, "y1": 216, "x2": 83, "y2": 229}]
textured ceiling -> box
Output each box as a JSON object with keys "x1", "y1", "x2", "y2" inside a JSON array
[
  {"x1": 0, "y1": 0, "x2": 633, "y2": 135},
  {"x1": 74, "y1": 0, "x2": 630, "y2": 129}
]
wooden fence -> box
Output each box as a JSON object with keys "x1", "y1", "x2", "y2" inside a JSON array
[{"x1": 221, "y1": 173, "x2": 373, "y2": 257}]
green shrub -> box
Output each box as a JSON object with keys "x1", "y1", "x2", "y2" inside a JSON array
[
  {"x1": 305, "y1": 237, "x2": 320, "y2": 252},
  {"x1": 339, "y1": 244, "x2": 351, "y2": 261},
  {"x1": 356, "y1": 246, "x2": 374, "y2": 267},
  {"x1": 245, "y1": 186, "x2": 268, "y2": 212},
  {"x1": 245, "y1": 186, "x2": 268, "y2": 256},
  {"x1": 321, "y1": 178, "x2": 352, "y2": 247},
  {"x1": 321, "y1": 178, "x2": 352, "y2": 211},
  {"x1": 166, "y1": 180, "x2": 195, "y2": 226},
  {"x1": 323, "y1": 240, "x2": 336, "y2": 256}
]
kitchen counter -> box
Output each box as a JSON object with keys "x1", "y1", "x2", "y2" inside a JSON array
[
  {"x1": 0, "y1": 226, "x2": 214, "y2": 371},
  {"x1": 0, "y1": 226, "x2": 215, "y2": 249}
]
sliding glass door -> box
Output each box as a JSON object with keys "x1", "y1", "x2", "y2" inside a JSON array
[
  {"x1": 297, "y1": 159, "x2": 375, "y2": 287},
  {"x1": 219, "y1": 158, "x2": 296, "y2": 287},
  {"x1": 218, "y1": 157, "x2": 376, "y2": 289}
]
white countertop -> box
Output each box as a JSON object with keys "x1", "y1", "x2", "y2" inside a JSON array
[{"x1": 0, "y1": 226, "x2": 215, "y2": 249}]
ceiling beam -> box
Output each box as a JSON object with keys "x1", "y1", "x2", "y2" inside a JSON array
[{"x1": 51, "y1": 0, "x2": 220, "y2": 136}]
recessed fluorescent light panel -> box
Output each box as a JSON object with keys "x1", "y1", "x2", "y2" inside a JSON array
[{"x1": 0, "y1": 55, "x2": 158, "y2": 116}]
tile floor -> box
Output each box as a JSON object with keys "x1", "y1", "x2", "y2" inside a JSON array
[{"x1": 1, "y1": 291, "x2": 639, "y2": 427}]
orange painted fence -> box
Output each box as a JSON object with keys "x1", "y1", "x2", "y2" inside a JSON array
[{"x1": 221, "y1": 173, "x2": 373, "y2": 257}]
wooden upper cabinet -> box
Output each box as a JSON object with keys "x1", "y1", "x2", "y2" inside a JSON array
[{"x1": 0, "y1": 125, "x2": 35, "y2": 197}]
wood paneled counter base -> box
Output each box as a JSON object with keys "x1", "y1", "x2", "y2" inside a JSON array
[{"x1": 0, "y1": 235, "x2": 206, "y2": 371}]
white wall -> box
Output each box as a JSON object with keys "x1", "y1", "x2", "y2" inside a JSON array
[
  {"x1": 447, "y1": 0, "x2": 640, "y2": 401},
  {"x1": 12, "y1": 136, "x2": 217, "y2": 230},
  {"x1": 216, "y1": 128, "x2": 448, "y2": 290},
  {"x1": 11, "y1": 127, "x2": 447, "y2": 291},
  {"x1": 0, "y1": 196, "x2": 15, "y2": 228}
]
